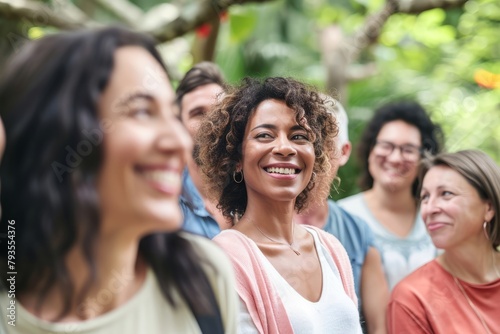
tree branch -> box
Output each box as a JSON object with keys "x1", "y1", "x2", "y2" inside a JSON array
[
  {"x1": 347, "y1": 0, "x2": 468, "y2": 62},
  {"x1": 52, "y1": 0, "x2": 93, "y2": 25},
  {"x1": 324, "y1": 0, "x2": 468, "y2": 101},
  {"x1": 147, "y1": 0, "x2": 275, "y2": 43},
  {"x1": 346, "y1": 63, "x2": 378, "y2": 81},
  {"x1": 91, "y1": 0, "x2": 143, "y2": 27},
  {"x1": 346, "y1": 1, "x2": 398, "y2": 62},
  {"x1": 0, "y1": 0, "x2": 91, "y2": 30},
  {"x1": 320, "y1": 25, "x2": 350, "y2": 103},
  {"x1": 397, "y1": 0, "x2": 468, "y2": 14},
  {"x1": 1, "y1": 0, "x2": 278, "y2": 44},
  {"x1": 191, "y1": 15, "x2": 221, "y2": 63}
]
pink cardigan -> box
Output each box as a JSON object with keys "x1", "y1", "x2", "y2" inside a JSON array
[{"x1": 214, "y1": 226, "x2": 357, "y2": 334}]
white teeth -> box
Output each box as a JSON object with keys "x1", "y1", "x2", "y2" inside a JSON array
[
  {"x1": 142, "y1": 170, "x2": 180, "y2": 185},
  {"x1": 265, "y1": 167, "x2": 297, "y2": 175}
]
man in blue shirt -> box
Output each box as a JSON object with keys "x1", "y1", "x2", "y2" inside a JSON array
[
  {"x1": 295, "y1": 97, "x2": 389, "y2": 334},
  {"x1": 176, "y1": 62, "x2": 228, "y2": 239}
]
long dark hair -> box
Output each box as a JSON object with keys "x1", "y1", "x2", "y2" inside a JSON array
[
  {"x1": 357, "y1": 101, "x2": 444, "y2": 197},
  {"x1": 0, "y1": 27, "x2": 216, "y2": 320}
]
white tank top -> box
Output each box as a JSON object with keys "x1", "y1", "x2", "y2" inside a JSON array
[{"x1": 257, "y1": 227, "x2": 362, "y2": 334}]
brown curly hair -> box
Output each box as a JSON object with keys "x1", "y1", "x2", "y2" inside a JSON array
[{"x1": 196, "y1": 77, "x2": 338, "y2": 223}]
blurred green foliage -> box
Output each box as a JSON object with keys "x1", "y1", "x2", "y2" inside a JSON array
[
  {"x1": 208, "y1": 0, "x2": 499, "y2": 199},
  {"x1": 6, "y1": 0, "x2": 498, "y2": 199}
]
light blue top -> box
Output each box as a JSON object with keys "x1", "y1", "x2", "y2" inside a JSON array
[
  {"x1": 338, "y1": 193, "x2": 437, "y2": 290},
  {"x1": 323, "y1": 200, "x2": 374, "y2": 302},
  {"x1": 179, "y1": 169, "x2": 221, "y2": 239}
]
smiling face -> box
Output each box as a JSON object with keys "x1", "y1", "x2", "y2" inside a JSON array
[
  {"x1": 180, "y1": 83, "x2": 224, "y2": 138},
  {"x1": 420, "y1": 165, "x2": 494, "y2": 250},
  {"x1": 240, "y1": 99, "x2": 315, "y2": 205},
  {"x1": 97, "y1": 46, "x2": 192, "y2": 237},
  {"x1": 368, "y1": 120, "x2": 421, "y2": 192}
]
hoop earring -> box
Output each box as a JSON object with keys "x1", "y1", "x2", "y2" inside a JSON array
[
  {"x1": 483, "y1": 221, "x2": 490, "y2": 240},
  {"x1": 230, "y1": 210, "x2": 242, "y2": 225},
  {"x1": 332, "y1": 176, "x2": 341, "y2": 194},
  {"x1": 233, "y1": 170, "x2": 244, "y2": 183}
]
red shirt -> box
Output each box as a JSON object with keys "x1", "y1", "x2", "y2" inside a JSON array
[{"x1": 387, "y1": 259, "x2": 500, "y2": 334}]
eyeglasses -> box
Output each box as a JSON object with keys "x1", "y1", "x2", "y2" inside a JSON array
[{"x1": 373, "y1": 141, "x2": 422, "y2": 162}]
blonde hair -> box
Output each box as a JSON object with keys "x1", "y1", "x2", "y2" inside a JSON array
[{"x1": 419, "y1": 149, "x2": 500, "y2": 250}]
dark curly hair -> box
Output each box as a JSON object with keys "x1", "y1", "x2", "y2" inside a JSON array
[
  {"x1": 196, "y1": 77, "x2": 337, "y2": 223},
  {"x1": 357, "y1": 101, "x2": 444, "y2": 196}
]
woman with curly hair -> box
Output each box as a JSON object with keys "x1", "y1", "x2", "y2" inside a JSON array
[
  {"x1": 0, "y1": 27, "x2": 237, "y2": 333},
  {"x1": 197, "y1": 77, "x2": 362, "y2": 333}
]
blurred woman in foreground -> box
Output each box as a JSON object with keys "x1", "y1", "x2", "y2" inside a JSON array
[{"x1": 0, "y1": 27, "x2": 236, "y2": 334}]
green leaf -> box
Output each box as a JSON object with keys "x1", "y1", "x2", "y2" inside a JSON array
[{"x1": 229, "y1": 8, "x2": 257, "y2": 43}]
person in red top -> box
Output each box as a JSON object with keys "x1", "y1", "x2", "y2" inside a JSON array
[{"x1": 387, "y1": 150, "x2": 500, "y2": 334}]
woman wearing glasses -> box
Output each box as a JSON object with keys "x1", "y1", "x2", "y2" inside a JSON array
[{"x1": 339, "y1": 101, "x2": 444, "y2": 290}]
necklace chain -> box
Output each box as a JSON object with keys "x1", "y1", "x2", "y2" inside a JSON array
[
  {"x1": 453, "y1": 276, "x2": 491, "y2": 334},
  {"x1": 445, "y1": 252, "x2": 500, "y2": 334},
  {"x1": 254, "y1": 223, "x2": 301, "y2": 255}
]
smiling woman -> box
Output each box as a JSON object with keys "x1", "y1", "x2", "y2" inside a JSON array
[
  {"x1": 196, "y1": 77, "x2": 362, "y2": 333},
  {"x1": 98, "y1": 46, "x2": 191, "y2": 235},
  {"x1": 387, "y1": 150, "x2": 500, "y2": 334},
  {"x1": 339, "y1": 101, "x2": 445, "y2": 290},
  {"x1": 0, "y1": 27, "x2": 237, "y2": 334}
]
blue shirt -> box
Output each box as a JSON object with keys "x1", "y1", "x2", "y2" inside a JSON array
[
  {"x1": 324, "y1": 200, "x2": 375, "y2": 300},
  {"x1": 179, "y1": 169, "x2": 221, "y2": 239},
  {"x1": 339, "y1": 193, "x2": 437, "y2": 290}
]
